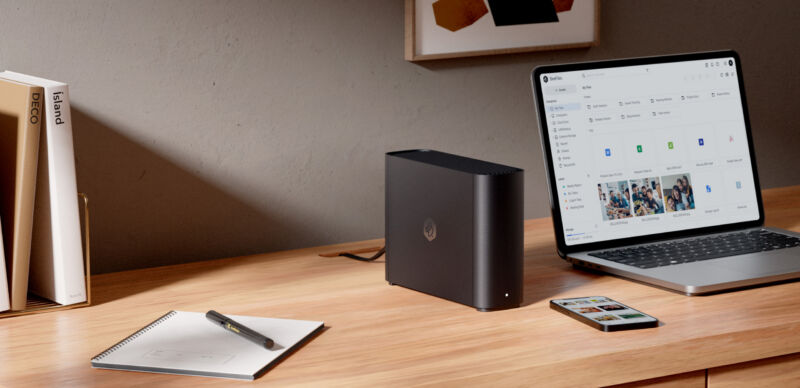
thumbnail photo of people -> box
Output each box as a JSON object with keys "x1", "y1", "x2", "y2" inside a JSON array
[
  {"x1": 597, "y1": 304, "x2": 626, "y2": 311},
  {"x1": 598, "y1": 180, "x2": 632, "y2": 221},
  {"x1": 662, "y1": 173, "x2": 695, "y2": 212},
  {"x1": 630, "y1": 177, "x2": 664, "y2": 216},
  {"x1": 594, "y1": 315, "x2": 620, "y2": 322}
]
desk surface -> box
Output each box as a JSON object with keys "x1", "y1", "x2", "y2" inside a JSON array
[{"x1": 2, "y1": 186, "x2": 800, "y2": 387}]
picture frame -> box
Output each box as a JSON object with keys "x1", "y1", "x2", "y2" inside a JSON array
[{"x1": 405, "y1": 0, "x2": 599, "y2": 61}]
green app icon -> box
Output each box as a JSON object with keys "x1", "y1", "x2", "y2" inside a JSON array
[
  {"x1": 668, "y1": 141, "x2": 674, "y2": 149},
  {"x1": 636, "y1": 145, "x2": 643, "y2": 153}
]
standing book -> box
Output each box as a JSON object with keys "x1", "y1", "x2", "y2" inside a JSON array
[
  {"x1": 91, "y1": 311, "x2": 325, "y2": 380},
  {"x1": 0, "y1": 78, "x2": 42, "y2": 310},
  {"x1": 0, "y1": 216, "x2": 8, "y2": 312},
  {"x1": 0, "y1": 71, "x2": 86, "y2": 306}
]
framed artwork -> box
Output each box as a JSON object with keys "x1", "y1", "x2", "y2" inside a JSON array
[{"x1": 405, "y1": 0, "x2": 599, "y2": 61}]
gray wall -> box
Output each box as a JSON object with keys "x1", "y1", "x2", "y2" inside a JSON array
[{"x1": 0, "y1": 1, "x2": 797, "y2": 274}]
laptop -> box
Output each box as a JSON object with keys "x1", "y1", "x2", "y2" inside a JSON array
[{"x1": 530, "y1": 50, "x2": 800, "y2": 295}]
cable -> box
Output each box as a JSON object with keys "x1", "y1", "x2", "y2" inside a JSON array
[{"x1": 339, "y1": 246, "x2": 385, "y2": 262}]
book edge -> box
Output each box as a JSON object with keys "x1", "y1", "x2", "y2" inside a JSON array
[{"x1": 7, "y1": 82, "x2": 43, "y2": 310}]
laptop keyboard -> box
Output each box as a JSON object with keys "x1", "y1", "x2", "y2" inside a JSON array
[{"x1": 589, "y1": 230, "x2": 800, "y2": 269}]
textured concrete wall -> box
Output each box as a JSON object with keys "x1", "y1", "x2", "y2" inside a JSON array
[{"x1": 0, "y1": 0, "x2": 797, "y2": 273}]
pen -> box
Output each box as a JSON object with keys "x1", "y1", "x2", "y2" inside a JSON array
[{"x1": 206, "y1": 310, "x2": 275, "y2": 349}]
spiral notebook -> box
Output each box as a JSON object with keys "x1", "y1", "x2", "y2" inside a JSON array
[{"x1": 91, "y1": 311, "x2": 324, "y2": 380}]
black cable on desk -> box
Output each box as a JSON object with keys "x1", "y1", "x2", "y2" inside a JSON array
[{"x1": 339, "y1": 247, "x2": 385, "y2": 262}]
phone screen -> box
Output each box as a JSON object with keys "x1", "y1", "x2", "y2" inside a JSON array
[{"x1": 550, "y1": 296, "x2": 658, "y2": 330}]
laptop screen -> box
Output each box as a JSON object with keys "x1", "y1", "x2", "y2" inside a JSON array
[{"x1": 536, "y1": 54, "x2": 760, "y2": 247}]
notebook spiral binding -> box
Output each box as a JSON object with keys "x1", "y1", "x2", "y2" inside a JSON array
[{"x1": 92, "y1": 310, "x2": 178, "y2": 361}]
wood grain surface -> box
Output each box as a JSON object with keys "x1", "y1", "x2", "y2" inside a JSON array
[
  {"x1": 610, "y1": 370, "x2": 706, "y2": 388},
  {"x1": 707, "y1": 352, "x2": 800, "y2": 387},
  {"x1": 1, "y1": 186, "x2": 798, "y2": 387}
]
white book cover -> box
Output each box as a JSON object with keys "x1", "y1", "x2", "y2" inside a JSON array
[
  {"x1": 91, "y1": 311, "x2": 325, "y2": 380},
  {"x1": 0, "y1": 71, "x2": 86, "y2": 306},
  {"x1": 0, "y1": 216, "x2": 8, "y2": 312}
]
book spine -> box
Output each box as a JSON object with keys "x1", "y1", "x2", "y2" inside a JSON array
[
  {"x1": 29, "y1": 84, "x2": 86, "y2": 305},
  {"x1": 9, "y1": 86, "x2": 43, "y2": 310},
  {"x1": 0, "y1": 217, "x2": 8, "y2": 312}
]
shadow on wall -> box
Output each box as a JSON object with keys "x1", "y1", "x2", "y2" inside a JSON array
[
  {"x1": 71, "y1": 107, "x2": 326, "y2": 274},
  {"x1": 413, "y1": 45, "x2": 595, "y2": 72}
]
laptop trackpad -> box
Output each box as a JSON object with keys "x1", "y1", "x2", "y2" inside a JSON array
[{"x1": 709, "y1": 250, "x2": 800, "y2": 277}]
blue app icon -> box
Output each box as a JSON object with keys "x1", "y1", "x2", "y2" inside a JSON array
[
  {"x1": 604, "y1": 148, "x2": 611, "y2": 157},
  {"x1": 736, "y1": 181, "x2": 742, "y2": 189},
  {"x1": 698, "y1": 138, "x2": 705, "y2": 146},
  {"x1": 706, "y1": 185, "x2": 712, "y2": 193}
]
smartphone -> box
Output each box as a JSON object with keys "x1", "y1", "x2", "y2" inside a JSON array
[{"x1": 550, "y1": 296, "x2": 659, "y2": 332}]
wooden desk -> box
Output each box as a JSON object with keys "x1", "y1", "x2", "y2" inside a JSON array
[{"x1": 2, "y1": 186, "x2": 800, "y2": 387}]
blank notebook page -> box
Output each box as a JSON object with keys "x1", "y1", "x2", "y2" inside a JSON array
[{"x1": 91, "y1": 311, "x2": 324, "y2": 380}]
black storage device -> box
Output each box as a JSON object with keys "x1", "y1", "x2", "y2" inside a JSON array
[{"x1": 385, "y1": 150, "x2": 524, "y2": 311}]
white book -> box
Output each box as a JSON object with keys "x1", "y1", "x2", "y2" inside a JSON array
[
  {"x1": 0, "y1": 71, "x2": 86, "y2": 306},
  {"x1": 91, "y1": 311, "x2": 325, "y2": 380},
  {"x1": 0, "y1": 216, "x2": 8, "y2": 312}
]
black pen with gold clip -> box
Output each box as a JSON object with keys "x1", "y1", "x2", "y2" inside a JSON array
[{"x1": 206, "y1": 310, "x2": 275, "y2": 349}]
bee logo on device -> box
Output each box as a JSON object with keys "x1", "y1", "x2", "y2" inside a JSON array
[{"x1": 423, "y1": 218, "x2": 437, "y2": 242}]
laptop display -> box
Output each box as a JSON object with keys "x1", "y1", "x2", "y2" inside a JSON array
[{"x1": 534, "y1": 53, "x2": 760, "y2": 248}]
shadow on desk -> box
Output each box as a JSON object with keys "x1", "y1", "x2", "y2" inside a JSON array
[{"x1": 520, "y1": 242, "x2": 602, "y2": 308}]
